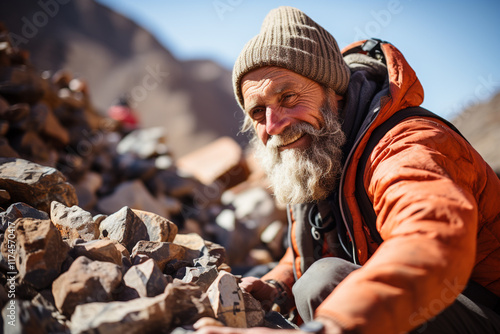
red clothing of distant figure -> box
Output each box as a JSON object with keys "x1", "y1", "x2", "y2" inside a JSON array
[{"x1": 107, "y1": 103, "x2": 138, "y2": 130}]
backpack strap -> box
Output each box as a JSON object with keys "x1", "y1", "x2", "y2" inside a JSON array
[{"x1": 354, "y1": 106, "x2": 467, "y2": 245}]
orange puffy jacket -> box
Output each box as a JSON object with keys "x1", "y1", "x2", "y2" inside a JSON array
[{"x1": 262, "y1": 40, "x2": 500, "y2": 333}]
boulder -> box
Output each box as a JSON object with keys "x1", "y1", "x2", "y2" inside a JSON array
[
  {"x1": 131, "y1": 241, "x2": 186, "y2": 271},
  {"x1": 50, "y1": 201, "x2": 99, "y2": 241},
  {"x1": 132, "y1": 209, "x2": 178, "y2": 242},
  {"x1": 71, "y1": 239, "x2": 127, "y2": 266},
  {"x1": 52, "y1": 256, "x2": 122, "y2": 317},
  {"x1": 3, "y1": 218, "x2": 68, "y2": 290},
  {"x1": 206, "y1": 271, "x2": 247, "y2": 328},
  {"x1": 123, "y1": 258, "x2": 167, "y2": 298},
  {"x1": 70, "y1": 292, "x2": 172, "y2": 334},
  {"x1": 98, "y1": 206, "x2": 148, "y2": 253},
  {"x1": 0, "y1": 158, "x2": 77, "y2": 213},
  {"x1": 0, "y1": 202, "x2": 49, "y2": 233}
]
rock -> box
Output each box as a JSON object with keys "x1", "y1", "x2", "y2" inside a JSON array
[
  {"x1": 0, "y1": 202, "x2": 49, "y2": 233},
  {"x1": 50, "y1": 201, "x2": 99, "y2": 241},
  {"x1": 132, "y1": 209, "x2": 178, "y2": 242},
  {"x1": 96, "y1": 180, "x2": 167, "y2": 217},
  {"x1": 123, "y1": 258, "x2": 167, "y2": 298},
  {"x1": 131, "y1": 241, "x2": 186, "y2": 271},
  {"x1": 116, "y1": 127, "x2": 168, "y2": 159},
  {"x1": 2, "y1": 299, "x2": 68, "y2": 334},
  {"x1": 70, "y1": 292, "x2": 172, "y2": 334},
  {"x1": 38, "y1": 103, "x2": 70, "y2": 145},
  {"x1": 173, "y1": 233, "x2": 228, "y2": 267},
  {"x1": 0, "y1": 103, "x2": 30, "y2": 122},
  {"x1": 98, "y1": 206, "x2": 148, "y2": 253},
  {"x1": 176, "y1": 136, "x2": 249, "y2": 190},
  {"x1": 3, "y1": 218, "x2": 68, "y2": 290},
  {"x1": 73, "y1": 172, "x2": 102, "y2": 211},
  {"x1": 164, "y1": 282, "x2": 214, "y2": 327},
  {"x1": 0, "y1": 66, "x2": 44, "y2": 104},
  {"x1": 206, "y1": 271, "x2": 247, "y2": 328},
  {"x1": 0, "y1": 158, "x2": 78, "y2": 213},
  {"x1": 116, "y1": 153, "x2": 158, "y2": 181},
  {"x1": 0, "y1": 189, "x2": 10, "y2": 204},
  {"x1": 145, "y1": 169, "x2": 201, "y2": 199},
  {"x1": 52, "y1": 256, "x2": 122, "y2": 317},
  {"x1": 243, "y1": 291, "x2": 265, "y2": 327},
  {"x1": 0, "y1": 137, "x2": 19, "y2": 158},
  {"x1": 180, "y1": 265, "x2": 218, "y2": 292},
  {"x1": 71, "y1": 239, "x2": 127, "y2": 266}
]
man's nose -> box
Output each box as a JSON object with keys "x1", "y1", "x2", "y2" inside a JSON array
[{"x1": 265, "y1": 106, "x2": 290, "y2": 136}]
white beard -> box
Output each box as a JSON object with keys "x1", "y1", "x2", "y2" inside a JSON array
[{"x1": 252, "y1": 103, "x2": 346, "y2": 205}]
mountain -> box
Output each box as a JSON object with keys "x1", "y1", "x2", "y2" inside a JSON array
[
  {"x1": 452, "y1": 92, "x2": 500, "y2": 173},
  {"x1": 0, "y1": 0, "x2": 245, "y2": 157}
]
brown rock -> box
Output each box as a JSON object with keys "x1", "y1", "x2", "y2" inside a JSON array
[
  {"x1": 243, "y1": 291, "x2": 265, "y2": 327},
  {"x1": 206, "y1": 271, "x2": 247, "y2": 328},
  {"x1": 164, "y1": 281, "x2": 214, "y2": 327},
  {"x1": 5, "y1": 218, "x2": 68, "y2": 290},
  {"x1": 132, "y1": 209, "x2": 178, "y2": 242},
  {"x1": 52, "y1": 256, "x2": 122, "y2": 316},
  {"x1": 96, "y1": 180, "x2": 167, "y2": 217},
  {"x1": 176, "y1": 136, "x2": 249, "y2": 190},
  {"x1": 39, "y1": 102, "x2": 70, "y2": 145},
  {"x1": 98, "y1": 206, "x2": 148, "y2": 253},
  {"x1": 70, "y1": 292, "x2": 172, "y2": 334},
  {"x1": 73, "y1": 172, "x2": 102, "y2": 211},
  {"x1": 131, "y1": 241, "x2": 186, "y2": 271},
  {"x1": 0, "y1": 137, "x2": 19, "y2": 158},
  {"x1": 0, "y1": 202, "x2": 49, "y2": 232},
  {"x1": 123, "y1": 258, "x2": 167, "y2": 298},
  {"x1": 0, "y1": 66, "x2": 44, "y2": 104},
  {"x1": 180, "y1": 265, "x2": 218, "y2": 292},
  {"x1": 0, "y1": 158, "x2": 78, "y2": 213},
  {"x1": 71, "y1": 239, "x2": 127, "y2": 266},
  {"x1": 50, "y1": 201, "x2": 99, "y2": 241}
]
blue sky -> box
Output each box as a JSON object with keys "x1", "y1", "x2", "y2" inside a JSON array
[{"x1": 95, "y1": 0, "x2": 500, "y2": 120}]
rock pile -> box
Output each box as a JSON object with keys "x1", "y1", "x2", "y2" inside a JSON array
[
  {"x1": 0, "y1": 25, "x2": 291, "y2": 332},
  {"x1": 0, "y1": 24, "x2": 288, "y2": 269}
]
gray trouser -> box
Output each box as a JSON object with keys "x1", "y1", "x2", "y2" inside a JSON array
[{"x1": 292, "y1": 257, "x2": 500, "y2": 333}]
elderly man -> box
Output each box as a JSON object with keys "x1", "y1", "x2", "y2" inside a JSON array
[{"x1": 197, "y1": 6, "x2": 500, "y2": 334}]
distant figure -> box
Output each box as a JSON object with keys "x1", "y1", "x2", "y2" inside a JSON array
[{"x1": 107, "y1": 96, "x2": 139, "y2": 134}]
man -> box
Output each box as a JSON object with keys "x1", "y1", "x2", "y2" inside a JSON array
[{"x1": 197, "y1": 6, "x2": 500, "y2": 334}]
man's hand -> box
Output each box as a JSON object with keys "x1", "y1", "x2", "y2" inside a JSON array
[{"x1": 239, "y1": 277, "x2": 279, "y2": 311}]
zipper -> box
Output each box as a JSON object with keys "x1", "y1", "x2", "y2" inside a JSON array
[{"x1": 338, "y1": 106, "x2": 381, "y2": 265}]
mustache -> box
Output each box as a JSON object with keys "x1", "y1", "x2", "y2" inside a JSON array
[{"x1": 266, "y1": 122, "x2": 318, "y2": 150}]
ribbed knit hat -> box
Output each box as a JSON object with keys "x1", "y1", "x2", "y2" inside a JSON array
[{"x1": 232, "y1": 6, "x2": 351, "y2": 110}]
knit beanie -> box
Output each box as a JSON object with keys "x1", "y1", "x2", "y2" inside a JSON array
[{"x1": 232, "y1": 6, "x2": 351, "y2": 110}]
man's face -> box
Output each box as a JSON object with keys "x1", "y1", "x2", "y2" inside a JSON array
[{"x1": 241, "y1": 66, "x2": 346, "y2": 205}]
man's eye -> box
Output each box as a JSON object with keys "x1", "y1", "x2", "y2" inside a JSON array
[
  {"x1": 250, "y1": 108, "x2": 265, "y2": 121},
  {"x1": 282, "y1": 93, "x2": 296, "y2": 102}
]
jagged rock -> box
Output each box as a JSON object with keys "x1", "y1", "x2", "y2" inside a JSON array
[
  {"x1": 0, "y1": 103, "x2": 30, "y2": 122},
  {"x1": 50, "y1": 201, "x2": 99, "y2": 241},
  {"x1": 116, "y1": 127, "x2": 168, "y2": 159},
  {"x1": 116, "y1": 153, "x2": 158, "y2": 181},
  {"x1": 0, "y1": 189, "x2": 10, "y2": 205},
  {"x1": 37, "y1": 102, "x2": 70, "y2": 145},
  {"x1": 70, "y1": 292, "x2": 172, "y2": 334},
  {"x1": 52, "y1": 256, "x2": 122, "y2": 317},
  {"x1": 164, "y1": 282, "x2": 215, "y2": 327},
  {"x1": 2, "y1": 299, "x2": 67, "y2": 334},
  {"x1": 131, "y1": 241, "x2": 186, "y2": 271},
  {"x1": 145, "y1": 169, "x2": 201, "y2": 199},
  {"x1": 132, "y1": 209, "x2": 178, "y2": 242},
  {"x1": 0, "y1": 65, "x2": 44, "y2": 104},
  {"x1": 243, "y1": 291, "x2": 265, "y2": 327},
  {"x1": 96, "y1": 180, "x2": 167, "y2": 217},
  {"x1": 98, "y1": 206, "x2": 148, "y2": 253},
  {"x1": 71, "y1": 239, "x2": 127, "y2": 266},
  {"x1": 0, "y1": 158, "x2": 78, "y2": 213},
  {"x1": 173, "y1": 233, "x2": 228, "y2": 267},
  {"x1": 180, "y1": 265, "x2": 218, "y2": 292},
  {"x1": 123, "y1": 258, "x2": 167, "y2": 298},
  {"x1": 0, "y1": 202, "x2": 49, "y2": 233},
  {"x1": 176, "y1": 136, "x2": 249, "y2": 190},
  {"x1": 2, "y1": 218, "x2": 68, "y2": 290},
  {"x1": 206, "y1": 271, "x2": 247, "y2": 328}
]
